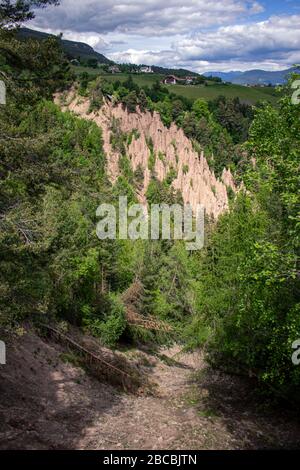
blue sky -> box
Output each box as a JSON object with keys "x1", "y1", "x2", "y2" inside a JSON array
[
  {"x1": 258, "y1": 0, "x2": 300, "y2": 18},
  {"x1": 31, "y1": 0, "x2": 300, "y2": 72}
]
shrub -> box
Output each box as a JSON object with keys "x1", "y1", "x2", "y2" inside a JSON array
[{"x1": 84, "y1": 294, "x2": 127, "y2": 348}]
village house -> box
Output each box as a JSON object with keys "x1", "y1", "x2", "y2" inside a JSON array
[
  {"x1": 163, "y1": 75, "x2": 178, "y2": 85},
  {"x1": 70, "y1": 58, "x2": 80, "y2": 66},
  {"x1": 108, "y1": 65, "x2": 121, "y2": 74},
  {"x1": 139, "y1": 66, "x2": 154, "y2": 73},
  {"x1": 185, "y1": 76, "x2": 195, "y2": 85},
  {"x1": 163, "y1": 75, "x2": 195, "y2": 85}
]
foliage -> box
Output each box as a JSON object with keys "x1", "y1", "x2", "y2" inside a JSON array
[
  {"x1": 0, "y1": 0, "x2": 59, "y2": 28},
  {"x1": 2, "y1": 2, "x2": 300, "y2": 410},
  {"x1": 209, "y1": 95, "x2": 254, "y2": 144},
  {"x1": 146, "y1": 176, "x2": 182, "y2": 206},
  {"x1": 188, "y1": 81, "x2": 300, "y2": 401},
  {"x1": 87, "y1": 76, "x2": 104, "y2": 112},
  {"x1": 84, "y1": 75, "x2": 250, "y2": 177},
  {"x1": 83, "y1": 294, "x2": 126, "y2": 347}
]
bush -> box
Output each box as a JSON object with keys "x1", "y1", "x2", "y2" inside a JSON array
[{"x1": 84, "y1": 294, "x2": 127, "y2": 348}]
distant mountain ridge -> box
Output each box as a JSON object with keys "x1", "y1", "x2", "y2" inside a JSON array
[
  {"x1": 17, "y1": 28, "x2": 201, "y2": 78},
  {"x1": 18, "y1": 27, "x2": 113, "y2": 64},
  {"x1": 204, "y1": 67, "x2": 300, "y2": 85}
]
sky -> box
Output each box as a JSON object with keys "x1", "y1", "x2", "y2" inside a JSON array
[{"x1": 30, "y1": 0, "x2": 300, "y2": 72}]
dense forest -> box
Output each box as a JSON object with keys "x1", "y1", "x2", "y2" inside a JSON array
[{"x1": 0, "y1": 0, "x2": 299, "y2": 408}]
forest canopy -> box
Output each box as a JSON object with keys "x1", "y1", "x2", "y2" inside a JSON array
[{"x1": 0, "y1": 0, "x2": 299, "y2": 404}]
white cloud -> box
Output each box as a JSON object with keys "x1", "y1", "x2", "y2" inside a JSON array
[
  {"x1": 34, "y1": 27, "x2": 108, "y2": 49},
  {"x1": 176, "y1": 15, "x2": 300, "y2": 62},
  {"x1": 32, "y1": 0, "x2": 263, "y2": 36},
  {"x1": 249, "y1": 1, "x2": 264, "y2": 14},
  {"x1": 109, "y1": 48, "x2": 179, "y2": 66},
  {"x1": 30, "y1": 1, "x2": 300, "y2": 71},
  {"x1": 108, "y1": 14, "x2": 300, "y2": 72}
]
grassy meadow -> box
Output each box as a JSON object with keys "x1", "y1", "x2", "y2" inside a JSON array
[{"x1": 72, "y1": 67, "x2": 280, "y2": 105}]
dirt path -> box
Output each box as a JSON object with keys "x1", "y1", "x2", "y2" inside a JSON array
[
  {"x1": 76, "y1": 346, "x2": 300, "y2": 450},
  {"x1": 76, "y1": 346, "x2": 204, "y2": 450},
  {"x1": 1, "y1": 332, "x2": 300, "y2": 449}
]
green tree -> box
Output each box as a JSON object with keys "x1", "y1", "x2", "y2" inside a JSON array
[
  {"x1": 189, "y1": 80, "x2": 300, "y2": 401},
  {"x1": 0, "y1": 0, "x2": 59, "y2": 28}
]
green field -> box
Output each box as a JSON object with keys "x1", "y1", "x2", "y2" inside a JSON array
[
  {"x1": 73, "y1": 67, "x2": 279, "y2": 105},
  {"x1": 167, "y1": 82, "x2": 279, "y2": 105}
]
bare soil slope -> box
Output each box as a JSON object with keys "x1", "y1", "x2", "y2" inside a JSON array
[{"x1": 0, "y1": 329, "x2": 300, "y2": 450}]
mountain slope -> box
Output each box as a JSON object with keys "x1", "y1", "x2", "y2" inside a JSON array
[
  {"x1": 18, "y1": 28, "x2": 202, "y2": 77},
  {"x1": 18, "y1": 27, "x2": 113, "y2": 64},
  {"x1": 151, "y1": 65, "x2": 199, "y2": 77},
  {"x1": 204, "y1": 67, "x2": 300, "y2": 85}
]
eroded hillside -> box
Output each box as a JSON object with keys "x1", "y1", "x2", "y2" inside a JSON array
[{"x1": 55, "y1": 90, "x2": 236, "y2": 218}]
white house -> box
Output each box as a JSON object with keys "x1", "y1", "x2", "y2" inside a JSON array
[
  {"x1": 139, "y1": 66, "x2": 153, "y2": 74},
  {"x1": 108, "y1": 65, "x2": 121, "y2": 74}
]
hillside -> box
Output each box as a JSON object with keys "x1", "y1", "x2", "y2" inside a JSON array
[
  {"x1": 93, "y1": 73, "x2": 279, "y2": 104},
  {"x1": 150, "y1": 65, "x2": 199, "y2": 77},
  {"x1": 18, "y1": 27, "x2": 113, "y2": 64},
  {"x1": 2, "y1": 328, "x2": 300, "y2": 450},
  {"x1": 18, "y1": 28, "x2": 201, "y2": 79},
  {"x1": 70, "y1": 67, "x2": 279, "y2": 105},
  {"x1": 2, "y1": 0, "x2": 300, "y2": 460},
  {"x1": 55, "y1": 89, "x2": 236, "y2": 218}
]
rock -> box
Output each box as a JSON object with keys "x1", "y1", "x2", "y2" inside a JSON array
[{"x1": 55, "y1": 92, "x2": 237, "y2": 219}]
